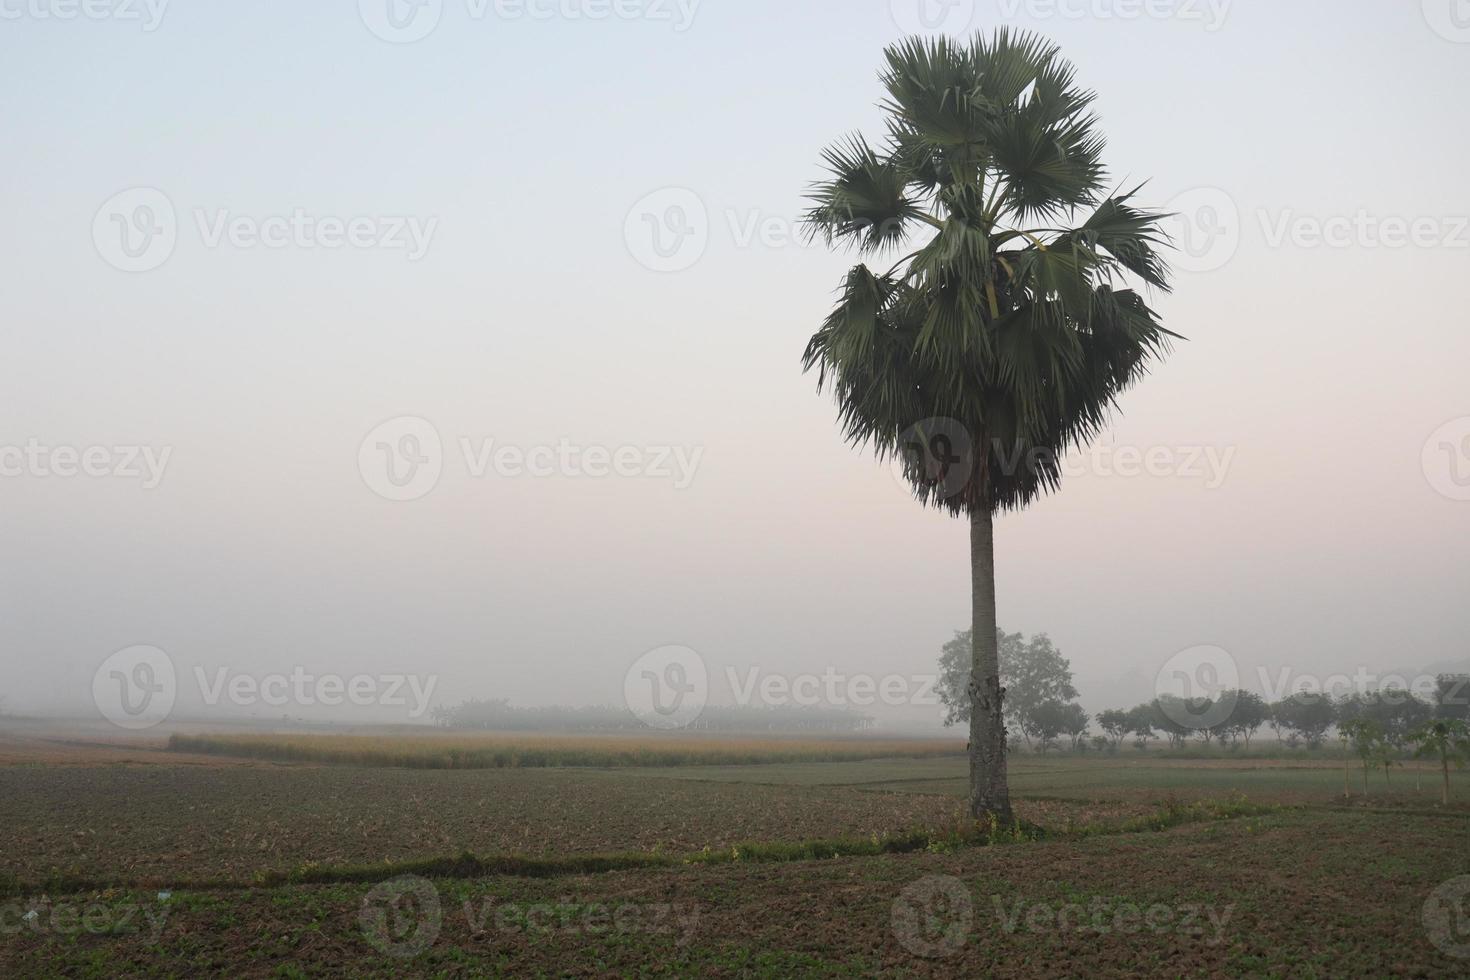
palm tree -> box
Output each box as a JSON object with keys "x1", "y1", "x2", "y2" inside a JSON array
[
  {"x1": 802, "y1": 30, "x2": 1177, "y2": 824},
  {"x1": 1409, "y1": 718, "x2": 1470, "y2": 806}
]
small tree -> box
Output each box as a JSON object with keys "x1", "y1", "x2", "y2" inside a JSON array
[
  {"x1": 1126, "y1": 703, "x2": 1156, "y2": 750},
  {"x1": 1058, "y1": 703, "x2": 1090, "y2": 751},
  {"x1": 1192, "y1": 698, "x2": 1221, "y2": 745},
  {"x1": 936, "y1": 628, "x2": 1079, "y2": 748},
  {"x1": 1338, "y1": 689, "x2": 1432, "y2": 749},
  {"x1": 1340, "y1": 719, "x2": 1385, "y2": 797},
  {"x1": 1274, "y1": 693, "x2": 1336, "y2": 749},
  {"x1": 1097, "y1": 709, "x2": 1131, "y2": 750},
  {"x1": 1408, "y1": 718, "x2": 1470, "y2": 806},
  {"x1": 1266, "y1": 699, "x2": 1298, "y2": 747},
  {"x1": 1029, "y1": 699, "x2": 1073, "y2": 753},
  {"x1": 1223, "y1": 690, "x2": 1268, "y2": 749},
  {"x1": 1151, "y1": 695, "x2": 1197, "y2": 749}
]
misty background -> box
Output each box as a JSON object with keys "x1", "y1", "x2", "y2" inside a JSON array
[{"x1": 2, "y1": 0, "x2": 1467, "y2": 731}]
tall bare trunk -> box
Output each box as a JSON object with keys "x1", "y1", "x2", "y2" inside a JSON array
[
  {"x1": 1445, "y1": 754, "x2": 1452, "y2": 806},
  {"x1": 968, "y1": 508, "x2": 1013, "y2": 825}
]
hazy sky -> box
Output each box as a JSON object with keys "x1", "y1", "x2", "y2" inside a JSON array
[{"x1": 2, "y1": 0, "x2": 1467, "y2": 729}]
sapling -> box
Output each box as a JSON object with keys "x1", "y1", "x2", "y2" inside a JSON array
[
  {"x1": 1340, "y1": 720, "x2": 1384, "y2": 798},
  {"x1": 1408, "y1": 719, "x2": 1470, "y2": 806}
]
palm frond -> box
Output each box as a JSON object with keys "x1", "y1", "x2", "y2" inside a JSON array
[{"x1": 803, "y1": 134, "x2": 924, "y2": 253}]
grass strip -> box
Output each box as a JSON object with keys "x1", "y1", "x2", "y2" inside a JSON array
[{"x1": 2, "y1": 798, "x2": 1276, "y2": 899}]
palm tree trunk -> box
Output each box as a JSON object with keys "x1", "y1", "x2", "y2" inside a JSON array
[
  {"x1": 968, "y1": 508, "x2": 1013, "y2": 825},
  {"x1": 1445, "y1": 753, "x2": 1452, "y2": 806}
]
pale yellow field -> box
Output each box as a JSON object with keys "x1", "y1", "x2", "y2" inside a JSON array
[{"x1": 166, "y1": 730, "x2": 966, "y2": 768}]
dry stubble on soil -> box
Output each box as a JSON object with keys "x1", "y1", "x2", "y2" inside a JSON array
[
  {"x1": 0, "y1": 764, "x2": 981, "y2": 887},
  {"x1": 3, "y1": 808, "x2": 1467, "y2": 977}
]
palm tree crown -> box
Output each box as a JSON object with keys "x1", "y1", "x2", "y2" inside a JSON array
[{"x1": 802, "y1": 29, "x2": 1178, "y2": 515}]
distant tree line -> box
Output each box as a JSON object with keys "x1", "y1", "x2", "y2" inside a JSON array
[
  {"x1": 936, "y1": 629, "x2": 1470, "y2": 761},
  {"x1": 430, "y1": 698, "x2": 875, "y2": 733},
  {"x1": 1098, "y1": 678, "x2": 1467, "y2": 752}
]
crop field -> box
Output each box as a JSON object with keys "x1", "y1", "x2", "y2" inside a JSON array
[
  {"x1": 165, "y1": 731, "x2": 968, "y2": 769},
  {"x1": 3, "y1": 730, "x2": 1468, "y2": 976}
]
